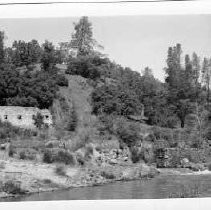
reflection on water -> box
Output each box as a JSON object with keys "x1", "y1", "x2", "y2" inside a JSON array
[{"x1": 4, "y1": 174, "x2": 211, "y2": 201}]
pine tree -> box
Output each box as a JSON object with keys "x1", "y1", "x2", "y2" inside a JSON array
[
  {"x1": 202, "y1": 57, "x2": 211, "y2": 104},
  {"x1": 0, "y1": 31, "x2": 5, "y2": 64},
  {"x1": 70, "y1": 16, "x2": 103, "y2": 56}
]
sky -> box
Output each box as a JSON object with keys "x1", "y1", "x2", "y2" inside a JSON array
[{"x1": 0, "y1": 15, "x2": 211, "y2": 81}]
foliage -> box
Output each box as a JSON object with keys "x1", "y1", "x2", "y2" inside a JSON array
[
  {"x1": 19, "y1": 149, "x2": 36, "y2": 160},
  {"x1": 55, "y1": 164, "x2": 66, "y2": 176},
  {"x1": 43, "y1": 149, "x2": 54, "y2": 164},
  {"x1": 2, "y1": 180, "x2": 26, "y2": 195},
  {"x1": 0, "y1": 63, "x2": 68, "y2": 109},
  {"x1": 100, "y1": 170, "x2": 116, "y2": 179},
  {"x1": 41, "y1": 40, "x2": 57, "y2": 71},
  {"x1": 66, "y1": 55, "x2": 108, "y2": 80},
  {"x1": 6, "y1": 39, "x2": 42, "y2": 67},
  {"x1": 70, "y1": 16, "x2": 103, "y2": 56},
  {"x1": 0, "y1": 120, "x2": 36, "y2": 141},
  {"x1": 43, "y1": 149, "x2": 76, "y2": 165},
  {"x1": 92, "y1": 84, "x2": 143, "y2": 116},
  {"x1": 33, "y1": 112, "x2": 44, "y2": 129},
  {"x1": 115, "y1": 118, "x2": 142, "y2": 148},
  {"x1": 54, "y1": 150, "x2": 76, "y2": 165}
]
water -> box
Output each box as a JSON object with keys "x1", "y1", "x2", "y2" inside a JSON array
[{"x1": 3, "y1": 173, "x2": 211, "y2": 201}]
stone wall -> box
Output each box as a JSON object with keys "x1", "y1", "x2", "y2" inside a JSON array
[{"x1": 0, "y1": 106, "x2": 53, "y2": 129}]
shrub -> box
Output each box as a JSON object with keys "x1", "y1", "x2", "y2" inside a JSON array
[
  {"x1": 43, "y1": 149, "x2": 54, "y2": 163},
  {"x1": 56, "y1": 74, "x2": 68, "y2": 87},
  {"x1": 43, "y1": 179, "x2": 52, "y2": 184},
  {"x1": 55, "y1": 164, "x2": 66, "y2": 176},
  {"x1": 0, "y1": 120, "x2": 35, "y2": 141},
  {"x1": 19, "y1": 151, "x2": 26, "y2": 160},
  {"x1": 19, "y1": 149, "x2": 36, "y2": 160},
  {"x1": 8, "y1": 145, "x2": 16, "y2": 157},
  {"x1": 2, "y1": 180, "x2": 25, "y2": 195},
  {"x1": 92, "y1": 84, "x2": 143, "y2": 116},
  {"x1": 33, "y1": 112, "x2": 44, "y2": 129},
  {"x1": 54, "y1": 150, "x2": 75, "y2": 165},
  {"x1": 67, "y1": 107, "x2": 78, "y2": 132},
  {"x1": 115, "y1": 119, "x2": 142, "y2": 148},
  {"x1": 100, "y1": 170, "x2": 116, "y2": 179},
  {"x1": 130, "y1": 146, "x2": 142, "y2": 163},
  {"x1": 66, "y1": 55, "x2": 103, "y2": 80}
]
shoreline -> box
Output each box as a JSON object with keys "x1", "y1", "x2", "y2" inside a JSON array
[
  {"x1": 0, "y1": 158, "x2": 210, "y2": 201},
  {"x1": 0, "y1": 158, "x2": 159, "y2": 201}
]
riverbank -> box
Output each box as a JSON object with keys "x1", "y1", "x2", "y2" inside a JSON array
[{"x1": 0, "y1": 158, "x2": 159, "y2": 200}]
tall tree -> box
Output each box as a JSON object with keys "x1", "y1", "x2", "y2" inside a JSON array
[
  {"x1": 70, "y1": 16, "x2": 102, "y2": 56},
  {"x1": 192, "y1": 52, "x2": 201, "y2": 101},
  {"x1": 165, "y1": 44, "x2": 193, "y2": 128},
  {"x1": 41, "y1": 40, "x2": 56, "y2": 71},
  {"x1": 0, "y1": 31, "x2": 5, "y2": 64},
  {"x1": 202, "y1": 57, "x2": 211, "y2": 104}
]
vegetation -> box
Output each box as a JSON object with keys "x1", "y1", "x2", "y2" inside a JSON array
[
  {"x1": 43, "y1": 149, "x2": 76, "y2": 165},
  {"x1": 55, "y1": 164, "x2": 66, "y2": 176},
  {"x1": 2, "y1": 180, "x2": 26, "y2": 195},
  {"x1": 0, "y1": 15, "x2": 210, "y2": 175}
]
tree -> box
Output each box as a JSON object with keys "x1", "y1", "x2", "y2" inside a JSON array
[
  {"x1": 0, "y1": 31, "x2": 5, "y2": 64},
  {"x1": 202, "y1": 57, "x2": 211, "y2": 104},
  {"x1": 41, "y1": 40, "x2": 56, "y2": 71},
  {"x1": 165, "y1": 44, "x2": 194, "y2": 128},
  {"x1": 70, "y1": 16, "x2": 103, "y2": 56},
  {"x1": 33, "y1": 112, "x2": 44, "y2": 129},
  {"x1": 10, "y1": 39, "x2": 42, "y2": 67}
]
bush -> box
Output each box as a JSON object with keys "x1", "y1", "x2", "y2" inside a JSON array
[
  {"x1": 0, "y1": 120, "x2": 36, "y2": 141},
  {"x1": 56, "y1": 74, "x2": 68, "y2": 87},
  {"x1": 33, "y1": 112, "x2": 44, "y2": 129},
  {"x1": 19, "y1": 151, "x2": 26, "y2": 160},
  {"x1": 115, "y1": 119, "x2": 142, "y2": 148},
  {"x1": 8, "y1": 145, "x2": 16, "y2": 157},
  {"x1": 2, "y1": 180, "x2": 25, "y2": 195},
  {"x1": 19, "y1": 149, "x2": 36, "y2": 160},
  {"x1": 67, "y1": 107, "x2": 78, "y2": 132},
  {"x1": 54, "y1": 150, "x2": 75, "y2": 165},
  {"x1": 130, "y1": 146, "x2": 142, "y2": 163},
  {"x1": 66, "y1": 55, "x2": 104, "y2": 80},
  {"x1": 100, "y1": 170, "x2": 116, "y2": 179},
  {"x1": 92, "y1": 84, "x2": 143, "y2": 116},
  {"x1": 55, "y1": 164, "x2": 66, "y2": 176},
  {"x1": 43, "y1": 149, "x2": 54, "y2": 163}
]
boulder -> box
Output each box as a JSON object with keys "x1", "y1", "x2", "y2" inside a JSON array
[{"x1": 109, "y1": 159, "x2": 118, "y2": 165}]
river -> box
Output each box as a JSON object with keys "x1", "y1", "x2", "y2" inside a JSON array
[{"x1": 2, "y1": 171, "x2": 211, "y2": 201}]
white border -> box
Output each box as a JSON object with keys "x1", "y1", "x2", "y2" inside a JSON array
[{"x1": 0, "y1": 0, "x2": 210, "y2": 18}]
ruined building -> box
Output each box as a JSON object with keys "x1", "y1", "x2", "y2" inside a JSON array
[{"x1": 0, "y1": 106, "x2": 53, "y2": 129}]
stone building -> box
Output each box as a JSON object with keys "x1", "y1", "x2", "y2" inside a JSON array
[{"x1": 0, "y1": 106, "x2": 53, "y2": 129}]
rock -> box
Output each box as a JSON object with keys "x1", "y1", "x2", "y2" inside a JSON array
[{"x1": 109, "y1": 159, "x2": 118, "y2": 165}]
